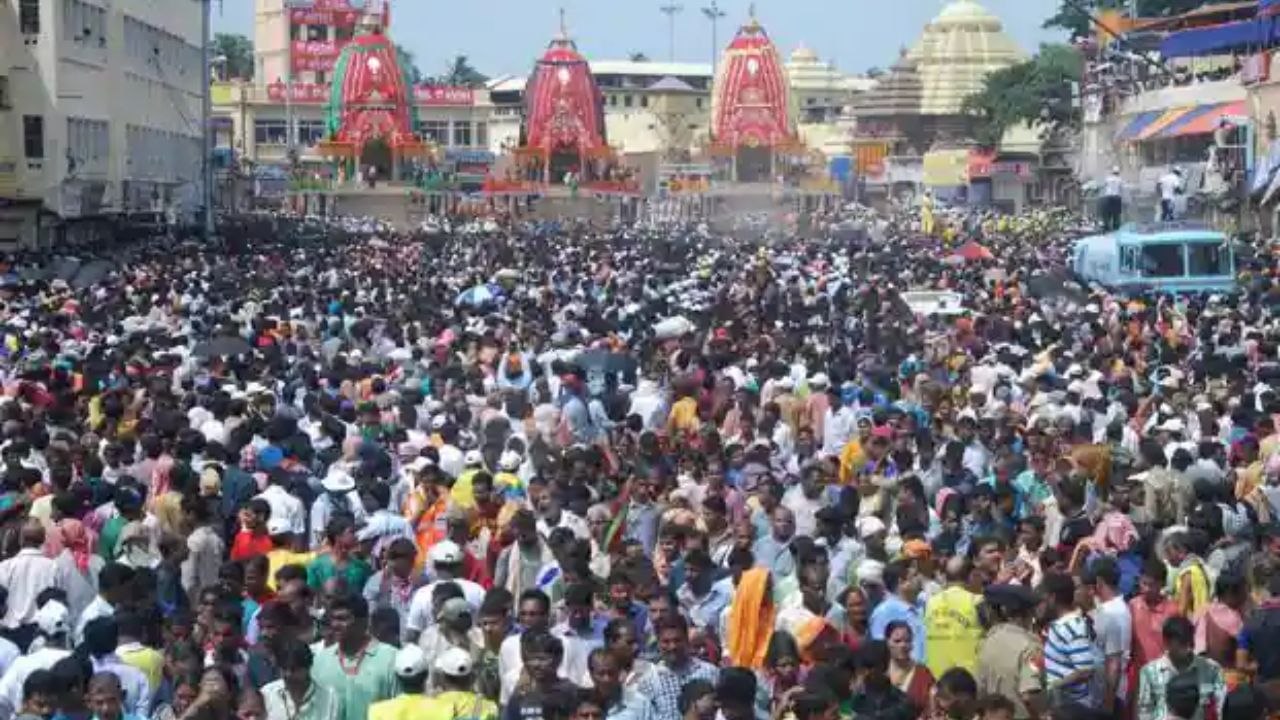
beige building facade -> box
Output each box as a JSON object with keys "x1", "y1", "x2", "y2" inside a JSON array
[{"x1": 0, "y1": 0, "x2": 206, "y2": 247}]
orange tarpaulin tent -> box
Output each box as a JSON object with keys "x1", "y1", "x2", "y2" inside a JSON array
[{"x1": 953, "y1": 241, "x2": 995, "y2": 262}]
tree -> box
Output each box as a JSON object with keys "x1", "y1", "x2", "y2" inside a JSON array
[
  {"x1": 630, "y1": 51, "x2": 650, "y2": 62},
  {"x1": 962, "y1": 43, "x2": 1083, "y2": 148},
  {"x1": 1044, "y1": 0, "x2": 1239, "y2": 40},
  {"x1": 440, "y1": 55, "x2": 489, "y2": 88},
  {"x1": 213, "y1": 33, "x2": 254, "y2": 80},
  {"x1": 396, "y1": 43, "x2": 423, "y2": 85},
  {"x1": 865, "y1": 66, "x2": 885, "y2": 79}
]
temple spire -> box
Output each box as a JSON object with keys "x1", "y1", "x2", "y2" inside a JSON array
[{"x1": 557, "y1": 7, "x2": 568, "y2": 40}]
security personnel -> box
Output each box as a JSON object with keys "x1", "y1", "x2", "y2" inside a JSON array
[{"x1": 977, "y1": 584, "x2": 1045, "y2": 720}]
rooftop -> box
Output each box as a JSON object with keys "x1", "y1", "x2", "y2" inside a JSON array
[{"x1": 588, "y1": 60, "x2": 713, "y2": 78}]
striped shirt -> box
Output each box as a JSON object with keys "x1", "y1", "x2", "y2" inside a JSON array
[{"x1": 1044, "y1": 612, "x2": 1099, "y2": 705}]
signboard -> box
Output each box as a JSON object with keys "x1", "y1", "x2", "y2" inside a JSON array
[
  {"x1": 292, "y1": 40, "x2": 344, "y2": 73},
  {"x1": 289, "y1": 7, "x2": 362, "y2": 25},
  {"x1": 922, "y1": 150, "x2": 969, "y2": 187},
  {"x1": 266, "y1": 82, "x2": 330, "y2": 104},
  {"x1": 261, "y1": 82, "x2": 478, "y2": 106},
  {"x1": 414, "y1": 86, "x2": 475, "y2": 106},
  {"x1": 1242, "y1": 51, "x2": 1271, "y2": 85},
  {"x1": 967, "y1": 150, "x2": 996, "y2": 179}
]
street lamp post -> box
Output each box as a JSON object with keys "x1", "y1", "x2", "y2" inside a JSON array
[
  {"x1": 659, "y1": 3, "x2": 683, "y2": 62},
  {"x1": 202, "y1": 0, "x2": 215, "y2": 239},
  {"x1": 701, "y1": 1, "x2": 725, "y2": 77}
]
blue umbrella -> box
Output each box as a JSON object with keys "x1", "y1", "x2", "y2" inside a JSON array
[{"x1": 455, "y1": 283, "x2": 505, "y2": 308}]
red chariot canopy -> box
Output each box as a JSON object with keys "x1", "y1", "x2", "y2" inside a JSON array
[
  {"x1": 522, "y1": 35, "x2": 606, "y2": 154},
  {"x1": 711, "y1": 15, "x2": 795, "y2": 149}
]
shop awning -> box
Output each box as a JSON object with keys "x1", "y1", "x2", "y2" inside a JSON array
[
  {"x1": 1115, "y1": 110, "x2": 1163, "y2": 142},
  {"x1": 1135, "y1": 107, "x2": 1197, "y2": 140},
  {"x1": 1157, "y1": 100, "x2": 1247, "y2": 138},
  {"x1": 1160, "y1": 17, "x2": 1276, "y2": 57}
]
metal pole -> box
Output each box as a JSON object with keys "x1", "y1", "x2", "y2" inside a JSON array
[
  {"x1": 659, "y1": 4, "x2": 682, "y2": 62},
  {"x1": 285, "y1": 0, "x2": 294, "y2": 183},
  {"x1": 702, "y1": 1, "x2": 725, "y2": 77},
  {"x1": 202, "y1": 0, "x2": 215, "y2": 238}
]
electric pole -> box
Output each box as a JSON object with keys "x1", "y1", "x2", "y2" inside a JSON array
[
  {"x1": 701, "y1": 0, "x2": 725, "y2": 76},
  {"x1": 659, "y1": 3, "x2": 683, "y2": 62},
  {"x1": 202, "y1": 0, "x2": 215, "y2": 239}
]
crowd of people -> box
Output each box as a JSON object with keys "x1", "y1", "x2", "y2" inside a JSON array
[{"x1": 0, "y1": 204, "x2": 1279, "y2": 720}]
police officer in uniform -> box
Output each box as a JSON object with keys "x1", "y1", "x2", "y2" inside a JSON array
[{"x1": 977, "y1": 584, "x2": 1046, "y2": 720}]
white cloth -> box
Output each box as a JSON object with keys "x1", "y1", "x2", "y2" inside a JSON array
[
  {"x1": 0, "y1": 548, "x2": 67, "y2": 629},
  {"x1": 1103, "y1": 174, "x2": 1124, "y2": 198},
  {"x1": 255, "y1": 484, "x2": 306, "y2": 535},
  {"x1": 0, "y1": 647, "x2": 71, "y2": 718},
  {"x1": 1158, "y1": 172, "x2": 1183, "y2": 201},
  {"x1": 781, "y1": 485, "x2": 824, "y2": 537},
  {"x1": 0, "y1": 639, "x2": 19, "y2": 684},
  {"x1": 404, "y1": 578, "x2": 487, "y2": 635},
  {"x1": 74, "y1": 596, "x2": 114, "y2": 646},
  {"x1": 92, "y1": 654, "x2": 152, "y2": 717},
  {"x1": 498, "y1": 630, "x2": 590, "y2": 703},
  {"x1": 536, "y1": 511, "x2": 591, "y2": 542}
]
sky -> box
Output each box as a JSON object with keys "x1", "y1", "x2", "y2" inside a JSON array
[{"x1": 214, "y1": 0, "x2": 1065, "y2": 79}]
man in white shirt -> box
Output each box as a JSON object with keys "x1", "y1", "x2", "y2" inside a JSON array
[
  {"x1": 254, "y1": 473, "x2": 306, "y2": 536},
  {"x1": 1088, "y1": 556, "x2": 1132, "y2": 714},
  {"x1": 81, "y1": 616, "x2": 152, "y2": 718},
  {"x1": 1101, "y1": 167, "x2": 1125, "y2": 231},
  {"x1": 0, "y1": 521, "x2": 67, "y2": 651},
  {"x1": 74, "y1": 563, "x2": 135, "y2": 647},
  {"x1": 0, "y1": 600, "x2": 73, "y2": 719},
  {"x1": 1157, "y1": 168, "x2": 1184, "y2": 221},
  {"x1": 405, "y1": 542, "x2": 487, "y2": 636},
  {"x1": 498, "y1": 589, "x2": 589, "y2": 702}
]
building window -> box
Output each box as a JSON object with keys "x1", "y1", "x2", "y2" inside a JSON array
[
  {"x1": 335, "y1": 25, "x2": 353, "y2": 41},
  {"x1": 23, "y1": 115, "x2": 44, "y2": 158},
  {"x1": 315, "y1": 71, "x2": 326, "y2": 84},
  {"x1": 289, "y1": 23, "x2": 302, "y2": 41},
  {"x1": 640, "y1": 95, "x2": 649, "y2": 108},
  {"x1": 306, "y1": 25, "x2": 326, "y2": 41},
  {"x1": 696, "y1": 98, "x2": 703, "y2": 109},
  {"x1": 418, "y1": 120, "x2": 448, "y2": 144},
  {"x1": 297, "y1": 120, "x2": 326, "y2": 146},
  {"x1": 0, "y1": 77, "x2": 10, "y2": 109},
  {"x1": 453, "y1": 122, "x2": 472, "y2": 147},
  {"x1": 19, "y1": 0, "x2": 39, "y2": 34},
  {"x1": 623, "y1": 95, "x2": 633, "y2": 108},
  {"x1": 254, "y1": 119, "x2": 288, "y2": 145},
  {"x1": 475, "y1": 122, "x2": 488, "y2": 148}
]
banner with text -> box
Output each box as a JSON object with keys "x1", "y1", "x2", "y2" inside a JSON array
[
  {"x1": 263, "y1": 82, "x2": 478, "y2": 106},
  {"x1": 291, "y1": 39, "x2": 345, "y2": 73}
]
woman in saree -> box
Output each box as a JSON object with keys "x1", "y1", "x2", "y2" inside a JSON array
[
  {"x1": 886, "y1": 619, "x2": 935, "y2": 712},
  {"x1": 725, "y1": 567, "x2": 775, "y2": 670}
]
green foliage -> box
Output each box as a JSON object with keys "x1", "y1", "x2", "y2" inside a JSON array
[
  {"x1": 1044, "y1": 0, "x2": 1242, "y2": 40},
  {"x1": 630, "y1": 52, "x2": 651, "y2": 62},
  {"x1": 962, "y1": 44, "x2": 1083, "y2": 148},
  {"x1": 440, "y1": 55, "x2": 489, "y2": 88},
  {"x1": 213, "y1": 33, "x2": 254, "y2": 80},
  {"x1": 395, "y1": 44, "x2": 423, "y2": 85}
]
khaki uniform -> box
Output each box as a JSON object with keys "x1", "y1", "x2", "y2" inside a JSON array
[{"x1": 977, "y1": 623, "x2": 1043, "y2": 720}]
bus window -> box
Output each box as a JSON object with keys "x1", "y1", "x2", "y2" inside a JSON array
[
  {"x1": 1120, "y1": 246, "x2": 1138, "y2": 273},
  {"x1": 1140, "y1": 244, "x2": 1185, "y2": 277},
  {"x1": 1188, "y1": 243, "x2": 1228, "y2": 276}
]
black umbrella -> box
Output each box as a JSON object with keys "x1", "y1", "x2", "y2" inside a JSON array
[
  {"x1": 52, "y1": 258, "x2": 81, "y2": 281},
  {"x1": 575, "y1": 349, "x2": 638, "y2": 376},
  {"x1": 192, "y1": 336, "x2": 254, "y2": 358},
  {"x1": 72, "y1": 260, "x2": 113, "y2": 289},
  {"x1": 1025, "y1": 272, "x2": 1088, "y2": 304}
]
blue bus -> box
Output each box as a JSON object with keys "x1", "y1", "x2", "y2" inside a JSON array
[{"x1": 1073, "y1": 222, "x2": 1237, "y2": 294}]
